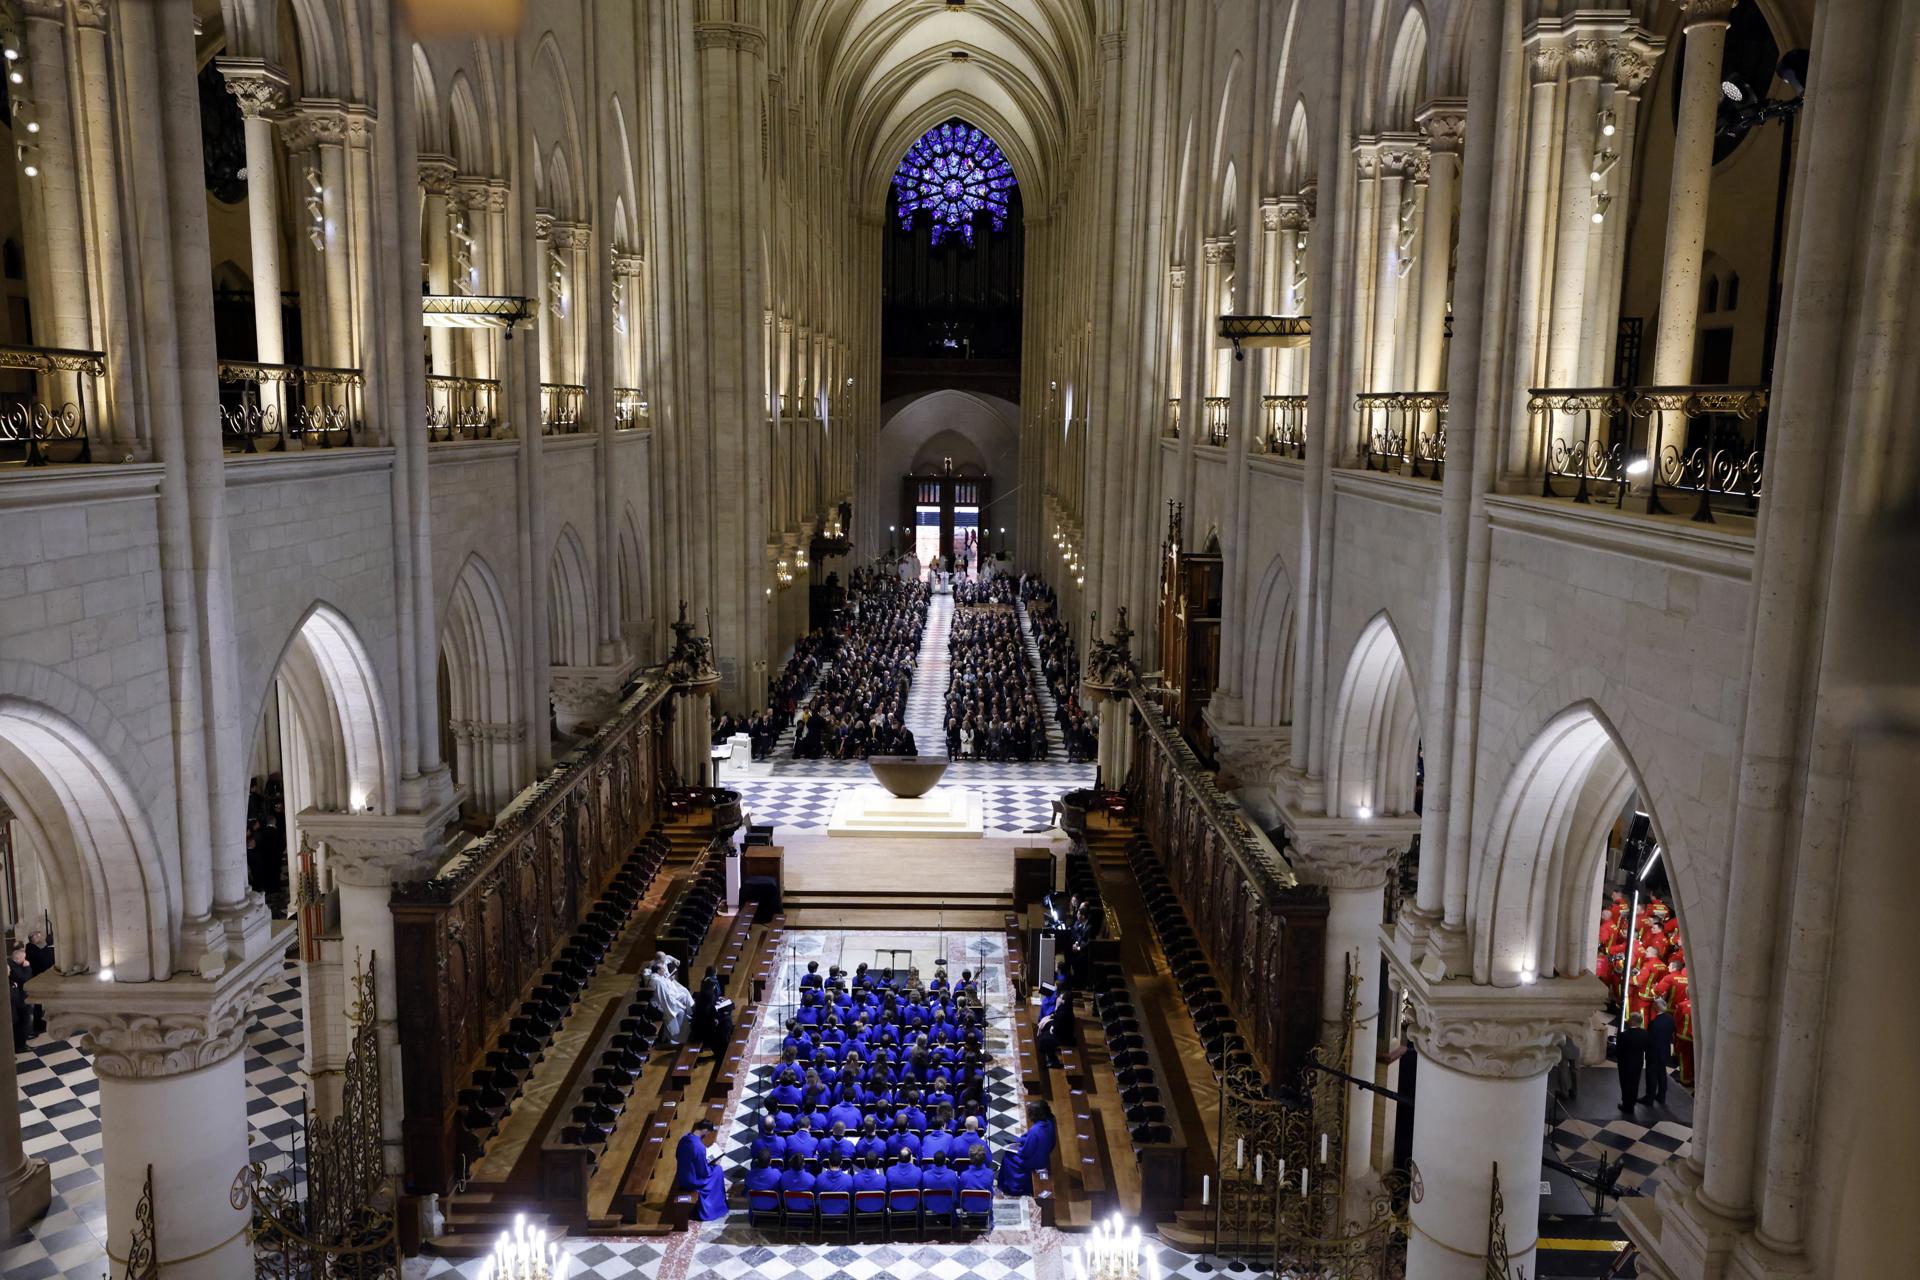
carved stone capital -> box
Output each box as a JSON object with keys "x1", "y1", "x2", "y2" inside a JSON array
[
  {"x1": 284, "y1": 99, "x2": 375, "y2": 151},
  {"x1": 1168, "y1": 265, "x2": 1187, "y2": 289},
  {"x1": 35, "y1": 928, "x2": 295, "y2": 1079},
  {"x1": 549, "y1": 220, "x2": 592, "y2": 251},
  {"x1": 612, "y1": 252, "x2": 645, "y2": 277},
  {"x1": 215, "y1": 57, "x2": 290, "y2": 120},
  {"x1": 1676, "y1": 0, "x2": 1738, "y2": 31},
  {"x1": 69, "y1": 0, "x2": 108, "y2": 25},
  {"x1": 417, "y1": 153, "x2": 458, "y2": 197},
  {"x1": 693, "y1": 21, "x2": 767, "y2": 55},
  {"x1": 1282, "y1": 812, "x2": 1418, "y2": 890},
  {"x1": 448, "y1": 718, "x2": 527, "y2": 746},
  {"x1": 1385, "y1": 938, "x2": 1607, "y2": 1079},
  {"x1": 1202, "y1": 236, "x2": 1235, "y2": 267},
  {"x1": 1566, "y1": 35, "x2": 1614, "y2": 79},
  {"x1": 1374, "y1": 131, "x2": 1427, "y2": 181},
  {"x1": 1609, "y1": 31, "x2": 1665, "y2": 95},
  {"x1": 300, "y1": 798, "x2": 461, "y2": 889},
  {"x1": 533, "y1": 211, "x2": 555, "y2": 242},
  {"x1": 1259, "y1": 199, "x2": 1282, "y2": 232},
  {"x1": 1415, "y1": 98, "x2": 1468, "y2": 154},
  {"x1": 1352, "y1": 137, "x2": 1380, "y2": 180},
  {"x1": 1527, "y1": 42, "x2": 1565, "y2": 84},
  {"x1": 455, "y1": 177, "x2": 509, "y2": 212}
]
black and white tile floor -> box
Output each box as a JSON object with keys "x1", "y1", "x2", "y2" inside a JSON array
[{"x1": 3, "y1": 958, "x2": 308, "y2": 1280}]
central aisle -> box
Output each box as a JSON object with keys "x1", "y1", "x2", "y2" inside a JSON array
[{"x1": 905, "y1": 588, "x2": 953, "y2": 749}]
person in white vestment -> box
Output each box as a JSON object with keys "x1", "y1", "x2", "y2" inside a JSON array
[{"x1": 648, "y1": 955, "x2": 695, "y2": 1043}]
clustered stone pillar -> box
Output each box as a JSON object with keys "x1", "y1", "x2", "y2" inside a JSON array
[
  {"x1": 217, "y1": 60, "x2": 289, "y2": 370},
  {"x1": 300, "y1": 801, "x2": 460, "y2": 1174},
  {"x1": 1287, "y1": 821, "x2": 1416, "y2": 1193},
  {"x1": 1651, "y1": 0, "x2": 1739, "y2": 385},
  {"x1": 37, "y1": 939, "x2": 292, "y2": 1280},
  {"x1": 1389, "y1": 959, "x2": 1602, "y2": 1280},
  {"x1": 419, "y1": 155, "x2": 457, "y2": 377}
]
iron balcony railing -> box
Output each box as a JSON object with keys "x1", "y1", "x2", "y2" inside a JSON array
[
  {"x1": 539, "y1": 382, "x2": 587, "y2": 435},
  {"x1": 0, "y1": 343, "x2": 107, "y2": 466},
  {"x1": 217, "y1": 360, "x2": 363, "y2": 451},
  {"x1": 1261, "y1": 394, "x2": 1308, "y2": 459},
  {"x1": 614, "y1": 387, "x2": 648, "y2": 428},
  {"x1": 1527, "y1": 383, "x2": 1768, "y2": 523},
  {"x1": 425, "y1": 375, "x2": 500, "y2": 442},
  {"x1": 1356, "y1": 391, "x2": 1448, "y2": 480},
  {"x1": 1202, "y1": 395, "x2": 1230, "y2": 447}
]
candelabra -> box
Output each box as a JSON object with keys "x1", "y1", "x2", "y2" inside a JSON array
[
  {"x1": 1071, "y1": 1213, "x2": 1158, "y2": 1280},
  {"x1": 480, "y1": 1214, "x2": 571, "y2": 1280}
]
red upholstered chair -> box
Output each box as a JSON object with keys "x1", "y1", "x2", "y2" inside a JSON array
[
  {"x1": 782, "y1": 1188, "x2": 817, "y2": 1239},
  {"x1": 887, "y1": 1186, "x2": 923, "y2": 1238}
]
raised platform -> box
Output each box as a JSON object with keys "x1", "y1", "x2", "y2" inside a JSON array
[{"x1": 824, "y1": 782, "x2": 984, "y2": 837}]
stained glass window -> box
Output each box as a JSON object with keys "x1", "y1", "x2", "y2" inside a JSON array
[{"x1": 892, "y1": 121, "x2": 1016, "y2": 246}]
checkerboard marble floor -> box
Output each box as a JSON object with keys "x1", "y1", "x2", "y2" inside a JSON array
[
  {"x1": 3, "y1": 957, "x2": 308, "y2": 1280},
  {"x1": 735, "y1": 777, "x2": 1080, "y2": 836},
  {"x1": 1546, "y1": 1115, "x2": 1692, "y2": 1197}
]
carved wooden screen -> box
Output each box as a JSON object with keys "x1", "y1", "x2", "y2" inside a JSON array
[
  {"x1": 1127, "y1": 691, "x2": 1328, "y2": 1082},
  {"x1": 390, "y1": 679, "x2": 670, "y2": 1192}
]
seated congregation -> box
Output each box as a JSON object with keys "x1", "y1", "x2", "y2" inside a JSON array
[
  {"x1": 788, "y1": 570, "x2": 928, "y2": 759},
  {"x1": 946, "y1": 587, "x2": 1048, "y2": 762},
  {"x1": 674, "y1": 957, "x2": 1058, "y2": 1237}
]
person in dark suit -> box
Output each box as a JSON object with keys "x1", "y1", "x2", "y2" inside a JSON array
[
  {"x1": 1643, "y1": 999, "x2": 1677, "y2": 1105},
  {"x1": 1616, "y1": 1012, "x2": 1649, "y2": 1113},
  {"x1": 25, "y1": 931, "x2": 54, "y2": 975}
]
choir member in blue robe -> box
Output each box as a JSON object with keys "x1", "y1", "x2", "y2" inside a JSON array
[
  {"x1": 996, "y1": 1100, "x2": 1056, "y2": 1197},
  {"x1": 855, "y1": 1117, "x2": 889, "y2": 1162},
  {"x1": 959, "y1": 1145, "x2": 996, "y2": 1193},
  {"x1": 815, "y1": 1154, "x2": 854, "y2": 1214},
  {"x1": 744, "y1": 1152, "x2": 783, "y2": 1199},
  {"x1": 853, "y1": 1155, "x2": 889, "y2": 1199},
  {"x1": 920, "y1": 1154, "x2": 960, "y2": 1215},
  {"x1": 749, "y1": 1115, "x2": 785, "y2": 1163},
  {"x1": 886, "y1": 1150, "x2": 923, "y2": 1191},
  {"x1": 675, "y1": 1120, "x2": 728, "y2": 1221}
]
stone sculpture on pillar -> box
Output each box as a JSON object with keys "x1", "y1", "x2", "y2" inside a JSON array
[
  {"x1": 1081, "y1": 607, "x2": 1139, "y2": 791},
  {"x1": 666, "y1": 601, "x2": 721, "y2": 788}
]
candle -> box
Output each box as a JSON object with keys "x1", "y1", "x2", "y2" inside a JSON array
[
  {"x1": 1278, "y1": 1158, "x2": 1286, "y2": 1187},
  {"x1": 1255, "y1": 1154, "x2": 1263, "y2": 1184},
  {"x1": 1236, "y1": 1137, "x2": 1245, "y2": 1168},
  {"x1": 1300, "y1": 1167, "x2": 1309, "y2": 1196},
  {"x1": 1202, "y1": 1174, "x2": 1210, "y2": 1205},
  {"x1": 1320, "y1": 1132, "x2": 1329, "y2": 1164}
]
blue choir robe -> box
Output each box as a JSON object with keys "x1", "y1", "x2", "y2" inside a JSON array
[
  {"x1": 920, "y1": 1165, "x2": 960, "y2": 1213},
  {"x1": 784, "y1": 1129, "x2": 820, "y2": 1161},
  {"x1": 675, "y1": 1132, "x2": 728, "y2": 1220},
  {"x1": 827, "y1": 1102, "x2": 864, "y2": 1131},
  {"x1": 745, "y1": 1165, "x2": 783, "y2": 1196},
  {"x1": 996, "y1": 1120, "x2": 1055, "y2": 1196},
  {"x1": 919, "y1": 1130, "x2": 952, "y2": 1164},
  {"x1": 814, "y1": 1166, "x2": 854, "y2": 1211},
  {"x1": 959, "y1": 1162, "x2": 996, "y2": 1192},
  {"x1": 852, "y1": 1167, "x2": 889, "y2": 1197},
  {"x1": 855, "y1": 1133, "x2": 890, "y2": 1162},
  {"x1": 886, "y1": 1161, "x2": 923, "y2": 1190},
  {"x1": 750, "y1": 1132, "x2": 786, "y2": 1163}
]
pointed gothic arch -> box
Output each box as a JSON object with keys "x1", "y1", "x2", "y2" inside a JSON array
[{"x1": 1325, "y1": 612, "x2": 1421, "y2": 819}]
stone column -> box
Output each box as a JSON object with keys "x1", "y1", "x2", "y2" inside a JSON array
[
  {"x1": 299, "y1": 800, "x2": 459, "y2": 1175},
  {"x1": 19, "y1": 0, "x2": 93, "y2": 357},
  {"x1": 418, "y1": 155, "x2": 456, "y2": 376},
  {"x1": 38, "y1": 938, "x2": 293, "y2": 1280},
  {"x1": 1413, "y1": 101, "x2": 1467, "y2": 391},
  {"x1": 218, "y1": 59, "x2": 290, "y2": 447},
  {"x1": 1288, "y1": 819, "x2": 1418, "y2": 1190},
  {"x1": 217, "y1": 60, "x2": 289, "y2": 369},
  {"x1": 0, "y1": 983, "x2": 52, "y2": 1240},
  {"x1": 1388, "y1": 950, "x2": 1603, "y2": 1280},
  {"x1": 1650, "y1": 0, "x2": 1739, "y2": 385}
]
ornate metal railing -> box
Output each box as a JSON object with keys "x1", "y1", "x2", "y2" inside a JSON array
[
  {"x1": 425, "y1": 374, "x2": 500, "y2": 442},
  {"x1": 121, "y1": 1163, "x2": 157, "y2": 1280},
  {"x1": 1167, "y1": 396, "x2": 1182, "y2": 440},
  {"x1": 540, "y1": 381, "x2": 587, "y2": 435},
  {"x1": 1208, "y1": 962, "x2": 1410, "y2": 1277},
  {"x1": 1486, "y1": 1162, "x2": 1517, "y2": 1279},
  {"x1": 1262, "y1": 394, "x2": 1308, "y2": 459},
  {"x1": 1203, "y1": 395, "x2": 1231, "y2": 447},
  {"x1": 232, "y1": 955, "x2": 397, "y2": 1280},
  {"x1": 217, "y1": 361, "x2": 363, "y2": 451},
  {"x1": 1357, "y1": 391, "x2": 1448, "y2": 480},
  {"x1": 614, "y1": 387, "x2": 648, "y2": 428},
  {"x1": 1528, "y1": 383, "x2": 1768, "y2": 522},
  {"x1": 0, "y1": 343, "x2": 108, "y2": 465}
]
